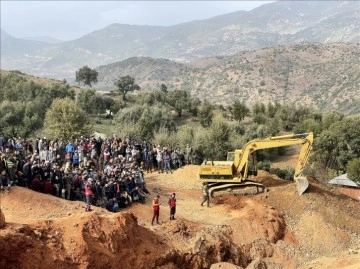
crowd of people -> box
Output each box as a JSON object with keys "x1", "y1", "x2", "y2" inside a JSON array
[{"x1": 0, "y1": 132, "x2": 193, "y2": 214}]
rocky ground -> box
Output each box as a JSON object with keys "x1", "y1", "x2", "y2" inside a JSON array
[{"x1": 0, "y1": 165, "x2": 359, "y2": 269}]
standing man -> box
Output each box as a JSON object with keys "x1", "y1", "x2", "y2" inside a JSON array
[
  {"x1": 151, "y1": 194, "x2": 161, "y2": 225},
  {"x1": 168, "y1": 193, "x2": 176, "y2": 220},
  {"x1": 201, "y1": 182, "x2": 210, "y2": 207},
  {"x1": 0, "y1": 133, "x2": 5, "y2": 152},
  {"x1": 185, "y1": 144, "x2": 192, "y2": 165}
]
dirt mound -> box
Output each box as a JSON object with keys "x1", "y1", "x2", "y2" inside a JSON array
[
  {"x1": 0, "y1": 165, "x2": 359, "y2": 269},
  {"x1": 0, "y1": 209, "x2": 5, "y2": 228},
  {"x1": 0, "y1": 188, "x2": 175, "y2": 269}
]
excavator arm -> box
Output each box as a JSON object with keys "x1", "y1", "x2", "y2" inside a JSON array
[{"x1": 235, "y1": 132, "x2": 313, "y2": 195}]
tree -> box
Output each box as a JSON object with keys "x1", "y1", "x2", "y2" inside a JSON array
[
  {"x1": 189, "y1": 97, "x2": 201, "y2": 117},
  {"x1": 229, "y1": 100, "x2": 250, "y2": 122},
  {"x1": 160, "y1": 84, "x2": 168, "y2": 93},
  {"x1": 166, "y1": 89, "x2": 191, "y2": 117},
  {"x1": 312, "y1": 117, "x2": 360, "y2": 171},
  {"x1": 76, "y1": 89, "x2": 105, "y2": 114},
  {"x1": 252, "y1": 102, "x2": 266, "y2": 115},
  {"x1": 115, "y1": 75, "x2": 140, "y2": 101},
  {"x1": 198, "y1": 100, "x2": 214, "y2": 127},
  {"x1": 75, "y1": 66, "x2": 98, "y2": 87},
  {"x1": 322, "y1": 111, "x2": 344, "y2": 130},
  {"x1": 44, "y1": 98, "x2": 92, "y2": 141},
  {"x1": 347, "y1": 158, "x2": 360, "y2": 184},
  {"x1": 202, "y1": 116, "x2": 231, "y2": 161}
]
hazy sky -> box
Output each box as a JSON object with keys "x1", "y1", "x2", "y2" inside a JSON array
[{"x1": 1, "y1": 1, "x2": 274, "y2": 41}]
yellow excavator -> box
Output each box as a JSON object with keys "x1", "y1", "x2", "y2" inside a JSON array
[{"x1": 198, "y1": 132, "x2": 314, "y2": 197}]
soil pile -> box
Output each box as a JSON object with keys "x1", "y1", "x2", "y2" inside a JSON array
[
  {"x1": 0, "y1": 209, "x2": 5, "y2": 228},
  {"x1": 0, "y1": 166, "x2": 359, "y2": 269}
]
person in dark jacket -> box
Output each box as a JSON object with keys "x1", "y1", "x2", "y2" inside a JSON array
[
  {"x1": 106, "y1": 197, "x2": 119, "y2": 212},
  {"x1": 22, "y1": 159, "x2": 32, "y2": 187},
  {"x1": 0, "y1": 169, "x2": 11, "y2": 192}
]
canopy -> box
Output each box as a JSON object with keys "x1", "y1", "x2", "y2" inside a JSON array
[{"x1": 329, "y1": 173, "x2": 359, "y2": 187}]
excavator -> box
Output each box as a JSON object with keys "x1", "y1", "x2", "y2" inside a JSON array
[{"x1": 198, "y1": 132, "x2": 314, "y2": 197}]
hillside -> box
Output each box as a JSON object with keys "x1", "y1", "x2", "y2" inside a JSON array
[
  {"x1": 0, "y1": 70, "x2": 82, "y2": 93},
  {"x1": 1, "y1": 166, "x2": 359, "y2": 269},
  {"x1": 95, "y1": 43, "x2": 360, "y2": 114},
  {"x1": 1, "y1": 1, "x2": 359, "y2": 80}
]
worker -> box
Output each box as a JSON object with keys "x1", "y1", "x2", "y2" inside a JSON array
[
  {"x1": 84, "y1": 178, "x2": 94, "y2": 212},
  {"x1": 185, "y1": 144, "x2": 192, "y2": 165},
  {"x1": 201, "y1": 182, "x2": 210, "y2": 207},
  {"x1": 168, "y1": 193, "x2": 176, "y2": 220},
  {"x1": 151, "y1": 194, "x2": 161, "y2": 225}
]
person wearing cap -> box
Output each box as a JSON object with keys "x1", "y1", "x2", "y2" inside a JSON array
[
  {"x1": 201, "y1": 182, "x2": 210, "y2": 207},
  {"x1": 85, "y1": 178, "x2": 95, "y2": 212},
  {"x1": 151, "y1": 194, "x2": 161, "y2": 225}
]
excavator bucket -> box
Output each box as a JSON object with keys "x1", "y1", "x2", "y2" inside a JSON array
[{"x1": 295, "y1": 176, "x2": 309, "y2": 195}]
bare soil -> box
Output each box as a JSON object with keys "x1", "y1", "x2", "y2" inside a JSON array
[{"x1": 0, "y1": 165, "x2": 359, "y2": 269}]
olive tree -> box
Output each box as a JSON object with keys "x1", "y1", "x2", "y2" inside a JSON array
[
  {"x1": 347, "y1": 158, "x2": 360, "y2": 185},
  {"x1": 44, "y1": 98, "x2": 92, "y2": 140},
  {"x1": 166, "y1": 89, "x2": 191, "y2": 117},
  {"x1": 115, "y1": 75, "x2": 140, "y2": 101},
  {"x1": 229, "y1": 100, "x2": 250, "y2": 122},
  {"x1": 201, "y1": 115, "x2": 231, "y2": 161},
  {"x1": 75, "y1": 66, "x2": 98, "y2": 87},
  {"x1": 198, "y1": 100, "x2": 214, "y2": 127}
]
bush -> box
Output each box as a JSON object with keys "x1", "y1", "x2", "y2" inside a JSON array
[
  {"x1": 269, "y1": 167, "x2": 294, "y2": 181},
  {"x1": 257, "y1": 160, "x2": 271, "y2": 172},
  {"x1": 347, "y1": 158, "x2": 360, "y2": 184},
  {"x1": 152, "y1": 127, "x2": 178, "y2": 149},
  {"x1": 115, "y1": 122, "x2": 139, "y2": 141}
]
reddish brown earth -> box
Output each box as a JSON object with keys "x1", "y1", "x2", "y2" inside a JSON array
[{"x1": 0, "y1": 165, "x2": 359, "y2": 269}]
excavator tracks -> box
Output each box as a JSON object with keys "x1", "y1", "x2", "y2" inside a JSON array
[{"x1": 208, "y1": 181, "x2": 267, "y2": 198}]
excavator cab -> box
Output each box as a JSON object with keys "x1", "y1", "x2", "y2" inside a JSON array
[
  {"x1": 248, "y1": 153, "x2": 258, "y2": 176},
  {"x1": 227, "y1": 152, "x2": 235, "y2": 161}
]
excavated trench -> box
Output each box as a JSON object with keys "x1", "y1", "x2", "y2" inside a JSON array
[{"x1": 0, "y1": 210, "x2": 287, "y2": 269}]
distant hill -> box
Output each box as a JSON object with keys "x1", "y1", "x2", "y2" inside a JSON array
[
  {"x1": 94, "y1": 43, "x2": 360, "y2": 114},
  {"x1": 19, "y1": 36, "x2": 63, "y2": 44},
  {"x1": 0, "y1": 29, "x2": 52, "y2": 57},
  {"x1": 1, "y1": 1, "x2": 359, "y2": 80}
]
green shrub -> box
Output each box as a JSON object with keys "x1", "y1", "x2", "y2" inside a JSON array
[
  {"x1": 257, "y1": 160, "x2": 271, "y2": 172},
  {"x1": 347, "y1": 158, "x2": 360, "y2": 184}
]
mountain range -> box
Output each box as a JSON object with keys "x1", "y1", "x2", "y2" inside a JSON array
[
  {"x1": 95, "y1": 42, "x2": 360, "y2": 114},
  {"x1": 1, "y1": 1, "x2": 359, "y2": 81}
]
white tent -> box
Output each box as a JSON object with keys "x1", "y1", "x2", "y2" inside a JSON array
[{"x1": 328, "y1": 173, "x2": 359, "y2": 187}]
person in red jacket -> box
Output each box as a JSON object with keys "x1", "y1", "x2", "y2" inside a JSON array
[
  {"x1": 168, "y1": 193, "x2": 176, "y2": 220},
  {"x1": 85, "y1": 178, "x2": 94, "y2": 212},
  {"x1": 151, "y1": 195, "x2": 161, "y2": 225}
]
